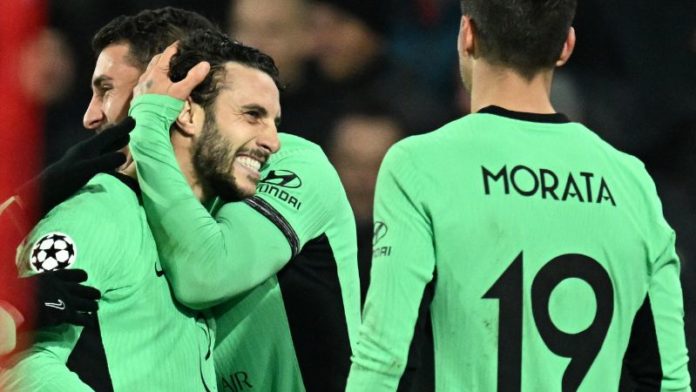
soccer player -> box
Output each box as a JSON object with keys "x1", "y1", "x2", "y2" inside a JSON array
[
  {"x1": 0, "y1": 8, "x2": 228, "y2": 391},
  {"x1": 0, "y1": 115, "x2": 135, "y2": 358},
  {"x1": 346, "y1": 0, "x2": 691, "y2": 391},
  {"x1": 128, "y1": 32, "x2": 360, "y2": 391}
]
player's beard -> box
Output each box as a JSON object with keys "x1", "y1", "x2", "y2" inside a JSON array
[{"x1": 191, "y1": 110, "x2": 246, "y2": 202}]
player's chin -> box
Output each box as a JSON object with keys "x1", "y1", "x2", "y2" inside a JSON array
[
  {"x1": 231, "y1": 166, "x2": 260, "y2": 197},
  {"x1": 237, "y1": 176, "x2": 259, "y2": 199}
]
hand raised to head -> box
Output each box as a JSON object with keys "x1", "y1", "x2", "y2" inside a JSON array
[{"x1": 133, "y1": 42, "x2": 210, "y2": 100}]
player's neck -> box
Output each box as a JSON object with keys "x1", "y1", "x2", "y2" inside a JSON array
[
  {"x1": 171, "y1": 133, "x2": 205, "y2": 201},
  {"x1": 118, "y1": 140, "x2": 204, "y2": 201},
  {"x1": 470, "y1": 63, "x2": 556, "y2": 114}
]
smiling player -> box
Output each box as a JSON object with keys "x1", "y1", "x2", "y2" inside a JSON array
[{"x1": 128, "y1": 31, "x2": 360, "y2": 391}]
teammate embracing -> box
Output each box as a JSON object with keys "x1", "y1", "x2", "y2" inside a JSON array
[{"x1": 128, "y1": 31, "x2": 360, "y2": 392}]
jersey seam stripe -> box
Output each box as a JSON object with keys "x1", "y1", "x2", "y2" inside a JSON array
[{"x1": 244, "y1": 196, "x2": 300, "y2": 257}]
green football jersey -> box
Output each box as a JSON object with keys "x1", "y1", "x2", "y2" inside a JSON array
[
  {"x1": 0, "y1": 174, "x2": 215, "y2": 391},
  {"x1": 128, "y1": 95, "x2": 360, "y2": 391},
  {"x1": 347, "y1": 106, "x2": 690, "y2": 391}
]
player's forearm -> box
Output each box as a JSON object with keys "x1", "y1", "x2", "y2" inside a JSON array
[
  {"x1": 346, "y1": 338, "x2": 406, "y2": 392},
  {"x1": 346, "y1": 253, "x2": 432, "y2": 392},
  {"x1": 346, "y1": 281, "x2": 425, "y2": 392},
  {"x1": 128, "y1": 94, "x2": 193, "y2": 213},
  {"x1": 128, "y1": 94, "x2": 236, "y2": 305},
  {"x1": 645, "y1": 244, "x2": 691, "y2": 391},
  {"x1": 161, "y1": 202, "x2": 291, "y2": 309},
  {"x1": 347, "y1": 150, "x2": 435, "y2": 391}
]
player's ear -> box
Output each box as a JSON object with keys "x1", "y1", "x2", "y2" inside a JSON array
[
  {"x1": 556, "y1": 27, "x2": 576, "y2": 67},
  {"x1": 175, "y1": 97, "x2": 201, "y2": 137},
  {"x1": 458, "y1": 15, "x2": 476, "y2": 59}
]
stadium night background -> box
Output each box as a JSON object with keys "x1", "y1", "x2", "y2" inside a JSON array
[{"x1": 1, "y1": 0, "x2": 694, "y2": 390}]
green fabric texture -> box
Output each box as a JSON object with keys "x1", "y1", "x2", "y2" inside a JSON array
[
  {"x1": 1, "y1": 174, "x2": 215, "y2": 391},
  {"x1": 347, "y1": 111, "x2": 690, "y2": 391}
]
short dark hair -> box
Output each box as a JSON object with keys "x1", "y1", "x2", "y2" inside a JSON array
[
  {"x1": 92, "y1": 7, "x2": 217, "y2": 70},
  {"x1": 460, "y1": 0, "x2": 577, "y2": 79},
  {"x1": 169, "y1": 29, "x2": 282, "y2": 111}
]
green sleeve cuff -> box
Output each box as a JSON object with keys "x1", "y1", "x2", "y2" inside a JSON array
[
  {"x1": 129, "y1": 94, "x2": 184, "y2": 117},
  {"x1": 129, "y1": 94, "x2": 184, "y2": 138}
]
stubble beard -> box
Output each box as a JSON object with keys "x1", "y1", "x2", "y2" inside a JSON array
[{"x1": 191, "y1": 112, "x2": 247, "y2": 202}]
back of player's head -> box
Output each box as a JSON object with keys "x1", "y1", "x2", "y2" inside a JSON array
[
  {"x1": 169, "y1": 29, "x2": 282, "y2": 111},
  {"x1": 460, "y1": 0, "x2": 577, "y2": 79},
  {"x1": 92, "y1": 7, "x2": 217, "y2": 70}
]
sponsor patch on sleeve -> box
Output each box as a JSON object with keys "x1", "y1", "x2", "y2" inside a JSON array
[{"x1": 29, "y1": 232, "x2": 77, "y2": 273}]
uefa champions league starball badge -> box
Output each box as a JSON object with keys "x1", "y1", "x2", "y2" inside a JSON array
[{"x1": 29, "y1": 232, "x2": 77, "y2": 272}]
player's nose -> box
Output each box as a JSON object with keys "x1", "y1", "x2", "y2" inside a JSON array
[
  {"x1": 258, "y1": 124, "x2": 280, "y2": 155},
  {"x1": 83, "y1": 97, "x2": 105, "y2": 131}
]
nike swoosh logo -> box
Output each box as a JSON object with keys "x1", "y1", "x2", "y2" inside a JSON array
[{"x1": 44, "y1": 299, "x2": 66, "y2": 310}]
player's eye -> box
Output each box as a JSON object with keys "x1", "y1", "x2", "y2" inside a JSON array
[
  {"x1": 96, "y1": 85, "x2": 113, "y2": 98},
  {"x1": 245, "y1": 111, "x2": 261, "y2": 122}
]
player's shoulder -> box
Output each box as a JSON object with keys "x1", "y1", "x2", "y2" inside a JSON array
[
  {"x1": 37, "y1": 173, "x2": 138, "y2": 235},
  {"x1": 568, "y1": 125, "x2": 671, "y2": 234},
  {"x1": 276, "y1": 133, "x2": 325, "y2": 157},
  {"x1": 380, "y1": 118, "x2": 467, "y2": 170},
  {"x1": 267, "y1": 133, "x2": 338, "y2": 183},
  {"x1": 585, "y1": 131, "x2": 648, "y2": 174},
  {"x1": 573, "y1": 125, "x2": 657, "y2": 192},
  {"x1": 389, "y1": 115, "x2": 477, "y2": 154},
  {"x1": 19, "y1": 174, "x2": 139, "y2": 275},
  {"x1": 51, "y1": 173, "x2": 135, "y2": 214},
  {"x1": 259, "y1": 133, "x2": 346, "y2": 209},
  {"x1": 603, "y1": 144, "x2": 667, "y2": 221}
]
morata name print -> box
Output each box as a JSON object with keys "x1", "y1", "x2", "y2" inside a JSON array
[{"x1": 482, "y1": 165, "x2": 616, "y2": 206}]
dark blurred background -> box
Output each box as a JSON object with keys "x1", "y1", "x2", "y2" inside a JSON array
[{"x1": 24, "y1": 0, "x2": 696, "y2": 386}]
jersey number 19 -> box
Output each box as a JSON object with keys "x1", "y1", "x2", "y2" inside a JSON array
[{"x1": 484, "y1": 253, "x2": 614, "y2": 392}]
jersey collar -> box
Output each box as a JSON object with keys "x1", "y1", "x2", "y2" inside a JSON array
[{"x1": 478, "y1": 105, "x2": 570, "y2": 124}]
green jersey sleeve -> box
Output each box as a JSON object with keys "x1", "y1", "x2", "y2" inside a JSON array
[
  {"x1": 620, "y1": 162, "x2": 690, "y2": 391},
  {"x1": 623, "y1": 224, "x2": 690, "y2": 390},
  {"x1": 647, "y1": 236, "x2": 690, "y2": 390},
  {"x1": 346, "y1": 144, "x2": 435, "y2": 392}
]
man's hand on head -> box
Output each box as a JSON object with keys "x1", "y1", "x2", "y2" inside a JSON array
[{"x1": 133, "y1": 42, "x2": 210, "y2": 100}]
